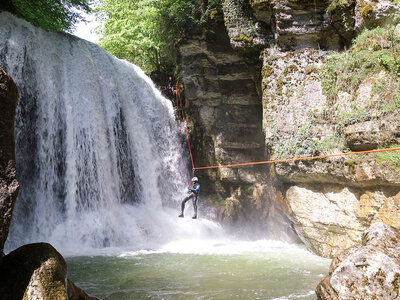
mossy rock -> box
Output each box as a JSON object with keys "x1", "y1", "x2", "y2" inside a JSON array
[
  {"x1": 232, "y1": 34, "x2": 254, "y2": 43},
  {"x1": 0, "y1": 243, "x2": 97, "y2": 300}
]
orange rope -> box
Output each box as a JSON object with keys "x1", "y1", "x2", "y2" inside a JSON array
[
  {"x1": 193, "y1": 147, "x2": 400, "y2": 170},
  {"x1": 173, "y1": 87, "x2": 400, "y2": 172}
]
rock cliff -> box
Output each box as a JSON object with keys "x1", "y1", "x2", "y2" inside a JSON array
[
  {"x1": 0, "y1": 67, "x2": 19, "y2": 257},
  {"x1": 178, "y1": 0, "x2": 400, "y2": 255},
  {"x1": 178, "y1": 13, "x2": 298, "y2": 239}
]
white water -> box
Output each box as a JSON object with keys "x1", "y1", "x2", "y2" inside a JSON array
[
  {"x1": 0, "y1": 12, "x2": 225, "y2": 255},
  {"x1": 0, "y1": 14, "x2": 327, "y2": 274}
]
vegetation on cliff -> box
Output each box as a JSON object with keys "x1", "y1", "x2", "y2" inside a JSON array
[
  {"x1": 95, "y1": 0, "x2": 204, "y2": 73},
  {"x1": 322, "y1": 26, "x2": 400, "y2": 104},
  {"x1": 0, "y1": 0, "x2": 90, "y2": 31},
  {"x1": 94, "y1": 0, "x2": 226, "y2": 73}
]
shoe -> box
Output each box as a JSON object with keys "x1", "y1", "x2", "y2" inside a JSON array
[
  {"x1": 192, "y1": 215, "x2": 197, "y2": 219},
  {"x1": 178, "y1": 214, "x2": 184, "y2": 218}
]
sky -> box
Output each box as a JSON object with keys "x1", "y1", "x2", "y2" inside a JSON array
[{"x1": 72, "y1": 11, "x2": 101, "y2": 43}]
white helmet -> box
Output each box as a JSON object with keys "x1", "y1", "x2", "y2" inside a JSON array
[{"x1": 192, "y1": 177, "x2": 198, "y2": 182}]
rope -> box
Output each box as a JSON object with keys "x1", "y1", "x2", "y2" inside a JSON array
[
  {"x1": 176, "y1": 87, "x2": 195, "y2": 170},
  {"x1": 193, "y1": 147, "x2": 400, "y2": 170},
  {"x1": 172, "y1": 86, "x2": 400, "y2": 173}
]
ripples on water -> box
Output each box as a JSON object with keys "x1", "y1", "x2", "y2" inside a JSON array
[{"x1": 67, "y1": 239, "x2": 330, "y2": 300}]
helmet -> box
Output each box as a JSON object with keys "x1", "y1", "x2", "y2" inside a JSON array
[{"x1": 192, "y1": 177, "x2": 198, "y2": 182}]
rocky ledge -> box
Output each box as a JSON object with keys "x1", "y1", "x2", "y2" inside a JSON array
[{"x1": 316, "y1": 222, "x2": 400, "y2": 299}]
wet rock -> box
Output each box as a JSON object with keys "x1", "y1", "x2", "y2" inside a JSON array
[
  {"x1": 0, "y1": 67, "x2": 19, "y2": 256},
  {"x1": 316, "y1": 222, "x2": 400, "y2": 299},
  {"x1": 0, "y1": 243, "x2": 98, "y2": 300}
]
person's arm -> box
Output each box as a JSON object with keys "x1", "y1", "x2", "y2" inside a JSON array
[{"x1": 191, "y1": 184, "x2": 200, "y2": 193}]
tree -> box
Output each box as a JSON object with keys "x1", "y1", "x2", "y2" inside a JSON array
[
  {"x1": 0, "y1": 0, "x2": 91, "y2": 32},
  {"x1": 95, "y1": 0, "x2": 199, "y2": 74}
]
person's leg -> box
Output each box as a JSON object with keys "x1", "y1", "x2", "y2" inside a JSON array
[
  {"x1": 179, "y1": 194, "x2": 193, "y2": 217},
  {"x1": 192, "y1": 195, "x2": 198, "y2": 219}
]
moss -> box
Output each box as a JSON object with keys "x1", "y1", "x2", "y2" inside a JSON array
[
  {"x1": 262, "y1": 65, "x2": 274, "y2": 78},
  {"x1": 320, "y1": 25, "x2": 400, "y2": 105},
  {"x1": 361, "y1": 4, "x2": 373, "y2": 19},
  {"x1": 232, "y1": 34, "x2": 254, "y2": 43},
  {"x1": 210, "y1": 9, "x2": 219, "y2": 20},
  {"x1": 376, "y1": 144, "x2": 400, "y2": 172},
  {"x1": 345, "y1": 159, "x2": 357, "y2": 167},
  {"x1": 276, "y1": 77, "x2": 284, "y2": 95},
  {"x1": 392, "y1": 273, "x2": 400, "y2": 297},
  {"x1": 327, "y1": 0, "x2": 349, "y2": 13},
  {"x1": 283, "y1": 65, "x2": 299, "y2": 76}
]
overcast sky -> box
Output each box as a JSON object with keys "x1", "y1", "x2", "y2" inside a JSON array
[{"x1": 72, "y1": 11, "x2": 101, "y2": 43}]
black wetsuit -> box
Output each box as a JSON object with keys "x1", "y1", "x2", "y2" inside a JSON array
[{"x1": 180, "y1": 183, "x2": 200, "y2": 217}]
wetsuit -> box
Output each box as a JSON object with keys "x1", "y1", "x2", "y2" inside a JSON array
[{"x1": 180, "y1": 183, "x2": 200, "y2": 218}]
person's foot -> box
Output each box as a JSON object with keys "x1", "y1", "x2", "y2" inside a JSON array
[
  {"x1": 178, "y1": 214, "x2": 184, "y2": 218},
  {"x1": 192, "y1": 215, "x2": 197, "y2": 219}
]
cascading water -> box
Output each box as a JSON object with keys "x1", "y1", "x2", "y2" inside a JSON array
[
  {"x1": 0, "y1": 13, "x2": 330, "y2": 299},
  {"x1": 0, "y1": 12, "x2": 221, "y2": 255}
]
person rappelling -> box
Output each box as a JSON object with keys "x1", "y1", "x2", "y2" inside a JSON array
[
  {"x1": 178, "y1": 177, "x2": 200, "y2": 219},
  {"x1": 163, "y1": 76, "x2": 175, "y2": 101}
]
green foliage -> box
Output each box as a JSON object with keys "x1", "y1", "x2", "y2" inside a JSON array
[
  {"x1": 95, "y1": 0, "x2": 200, "y2": 73},
  {"x1": 1, "y1": 0, "x2": 90, "y2": 31},
  {"x1": 338, "y1": 108, "x2": 367, "y2": 126},
  {"x1": 327, "y1": 0, "x2": 349, "y2": 13},
  {"x1": 321, "y1": 26, "x2": 400, "y2": 111},
  {"x1": 271, "y1": 123, "x2": 346, "y2": 159},
  {"x1": 376, "y1": 144, "x2": 400, "y2": 171}
]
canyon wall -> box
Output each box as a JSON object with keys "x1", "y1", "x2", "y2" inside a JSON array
[
  {"x1": 0, "y1": 67, "x2": 19, "y2": 257},
  {"x1": 178, "y1": 0, "x2": 400, "y2": 256}
]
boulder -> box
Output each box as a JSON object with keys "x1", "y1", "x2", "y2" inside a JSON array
[
  {"x1": 0, "y1": 67, "x2": 19, "y2": 256},
  {"x1": 0, "y1": 242, "x2": 98, "y2": 300},
  {"x1": 316, "y1": 222, "x2": 400, "y2": 299}
]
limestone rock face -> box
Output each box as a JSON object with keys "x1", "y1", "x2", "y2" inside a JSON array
[
  {"x1": 178, "y1": 18, "x2": 299, "y2": 239},
  {"x1": 179, "y1": 0, "x2": 400, "y2": 249},
  {"x1": 316, "y1": 222, "x2": 400, "y2": 299},
  {"x1": 0, "y1": 67, "x2": 19, "y2": 256},
  {"x1": 0, "y1": 243, "x2": 97, "y2": 300},
  {"x1": 355, "y1": 0, "x2": 400, "y2": 32},
  {"x1": 261, "y1": 29, "x2": 400, "y2": 256},
  {"x1": 250, "y1": 0, "x2": 355, "y2": 50},
  {"x1": 287, "y1": 186, "x2": 400, "y2": 257}
]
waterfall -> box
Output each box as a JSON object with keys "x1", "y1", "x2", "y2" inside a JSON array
[{"x1": 0, "y1": 12, "x2": 221, "y2": 255}]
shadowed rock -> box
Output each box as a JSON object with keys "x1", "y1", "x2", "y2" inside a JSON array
[
  {"x1": 0, "y1": 67, "x2": 19, "y2": 256},
  {"x1": 0, "y1": 242, "x2": 98, "y2": 300}
]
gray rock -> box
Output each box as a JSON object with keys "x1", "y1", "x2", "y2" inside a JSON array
[
  {"x1": 355, "y1": 0, "x2": 400, "y2": 32},
  {"x1": 0, "y1": 67, "x2": 19, "y2": 257},
  {"x1": 0, "y1": 242, "x2": 98, "y2": 300},
  {"x1": 316, "y1": 222, "x2": 400, "y2": 299}
]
